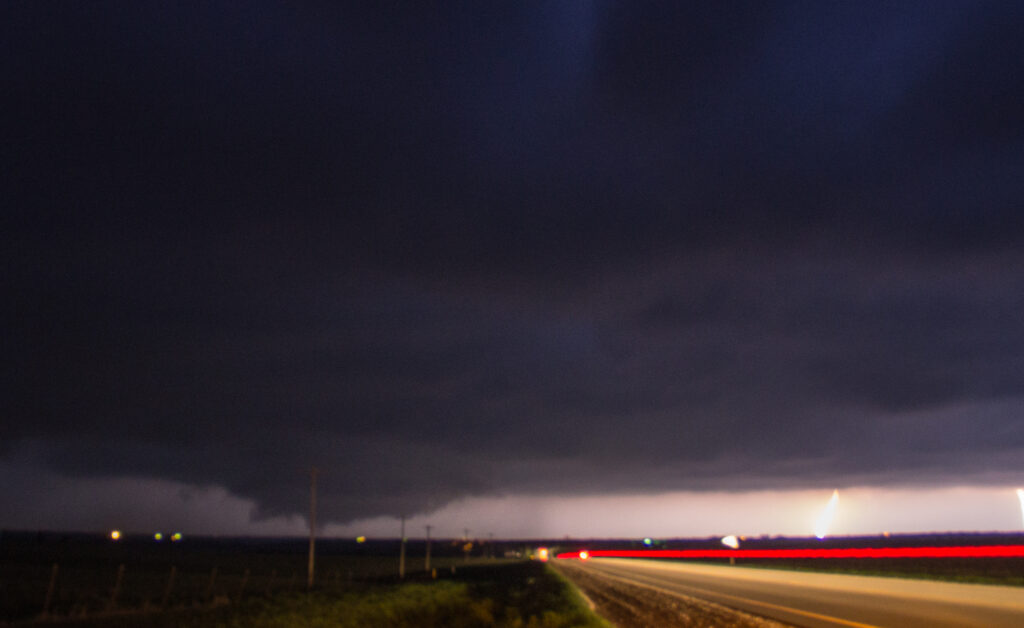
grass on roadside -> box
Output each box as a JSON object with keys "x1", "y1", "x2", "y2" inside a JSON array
[
  {"x1": 209, "y1": 561, "x2": 608, "y2": 628},
  {"x1": 34, "y1": 561, "x2": 609, "y2": 628}
]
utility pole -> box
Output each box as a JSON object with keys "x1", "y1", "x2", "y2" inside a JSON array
[
  {"x1": 307, "y1": 467, "x2": 318, "y2": 590},
  {"x1": 399, "y1": 516, "x2": 406, "y2": 579},
  {"x1": 424, "y1": 525, "x2": 432, "y2": 571}
]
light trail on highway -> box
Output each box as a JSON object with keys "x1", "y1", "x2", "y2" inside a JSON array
[
  {"x1": 556, "y1": 545, "x2": 1024, "y2": 559},
  {"x1": 556, "y1": 558, "x2": 1024, "y2": 627}
]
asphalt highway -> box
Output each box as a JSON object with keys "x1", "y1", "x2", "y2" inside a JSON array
[{"x1": 564, "y1": 558, "x2": 1024, "y2": 627}]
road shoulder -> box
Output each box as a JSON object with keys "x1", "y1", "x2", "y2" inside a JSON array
[{"x1": 552, "y1": 561, "x2": 791, "y2": 628}]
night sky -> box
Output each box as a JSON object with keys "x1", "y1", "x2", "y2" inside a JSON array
[{"x1": 4, "y1": 2, "x2": 1024, "y2": 537}]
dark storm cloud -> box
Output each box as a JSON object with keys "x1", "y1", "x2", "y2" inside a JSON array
[{"x1": 4, "y1": 1, "x2": 1024, "y2": 528}]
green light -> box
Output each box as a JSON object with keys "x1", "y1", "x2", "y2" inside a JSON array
[{"x1": 643, "y1": 537, "x2": 652, "y2": 546}]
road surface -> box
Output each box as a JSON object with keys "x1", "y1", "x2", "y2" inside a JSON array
[{"x1": 558, "y1": 558, "x2": 1024, "y2": 627}]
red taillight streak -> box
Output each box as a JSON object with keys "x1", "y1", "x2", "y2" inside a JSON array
[{"x1": 555, "y1": 545, "x2": 1024, "y2": 560}]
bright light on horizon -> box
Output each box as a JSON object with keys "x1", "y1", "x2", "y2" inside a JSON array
[
  {"x1": 1017, "y1": 488, "x2": 1024, "y2": 528},
  {"x1": 814, "y1": 489, "x2": 840, "y2": 539}
]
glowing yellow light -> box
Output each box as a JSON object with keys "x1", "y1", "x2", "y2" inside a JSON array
[
  {"x1": 578, "y1": 550, "x2": 589, "y2": 560},
  {"x1": 721, "y1": 535, "x2": 740, "y2": 549},
  {"x1": 814, "y1": 489, "x2": 840, "y2": 539},
  {"x1": 154, "y1": 532, "x2": 163, "y2": 541},
  {"x1": 537, "y1": 547, "x2": 549, "y2": 561},
  {"x1": 110, "y1": 530, "x2": 121, "y2": 540},
  {"x1": 171, "y1": 532, "x2": 182, "y2": 542},
  {"x1": 356, "y1": 536, "x2": 366, "y2": 543}
]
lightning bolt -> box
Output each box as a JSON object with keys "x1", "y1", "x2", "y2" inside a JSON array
[{"x1": 814, "y1": 489, "x2": 840, "y2": 539}]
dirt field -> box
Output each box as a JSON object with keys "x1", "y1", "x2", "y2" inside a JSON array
[{"x1": 552, "y1": 561, "x2": 791, "y2": 628}]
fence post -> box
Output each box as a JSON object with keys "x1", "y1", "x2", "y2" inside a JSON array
[
  {"x1": 160, "y1": 566, "x2": 177, "y2": 610},
  {"x1": 265, "y1": 569, "x2": 277, "y2": 596},
  {"x1": 107, "y1": 564, "x2": 125, "y2": 612},
  {"x1": 204, "y1": 566, "x2": 218, "y2": 601},
  {"x1": 40, "y1": 563, "x2": 59, "y2": 618},
  {"x1": 236, "y1": 569, "x2": 250, "y2": 603},
  {"x1": 399, "y1": 515, "x2": 406, "y2": 579}
]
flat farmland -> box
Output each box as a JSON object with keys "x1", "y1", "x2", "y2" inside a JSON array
[{"x1": 0, "y1": 532, "x2": 544, "y2": 625}]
